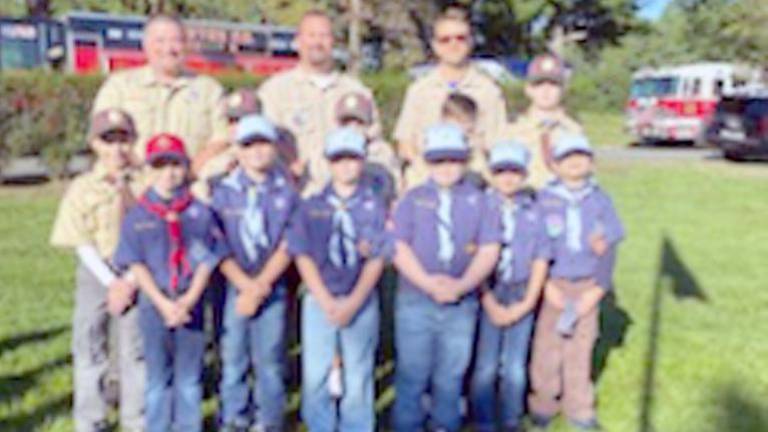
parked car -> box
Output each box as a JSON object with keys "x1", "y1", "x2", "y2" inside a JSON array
[{"x1": 705, "y1": 90, "x2": 768, "y2": 161}]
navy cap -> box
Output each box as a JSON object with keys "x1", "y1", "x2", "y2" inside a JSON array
[
  {"x1": 235, "y1": 114, "x2": 278, "y2": 145},
  {"x1": 423, "y1": 123, "x2": 469, "y2": 162},
  {"x1": 324, "y1": 127, "x2": 367, "y2": 159},
  {"x1": 489, "y1": 140, "x2": 530, "y2": 172},
  {"x1": 552, "y1": 134, "x2": 594, "y2": 160}
]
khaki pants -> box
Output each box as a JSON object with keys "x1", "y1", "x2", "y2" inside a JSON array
[
  {"x1": 529, "y1": 278, "x2": 599, "y2": 422},
  {"x1": 72, "y1": 264, "x2": 145, "y2": 432}
]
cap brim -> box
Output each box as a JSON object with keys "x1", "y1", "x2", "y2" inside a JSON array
[
  {"x1": 554, "y1": 148, "x2": 593, "y2": 161},
  {"x1": 237, "y1": 132, "x2": 277, "y2": 145},
  {"x1": 490, "y1": 161, "x2": 528, "y2": 173},
  {"x1": 424, "y1": 149, "x2": 470, "y2": 162},
  {"x1": 325, "y1": 150, "x2": 366, "y2": 160},
  {"x1": 528, "y1": 74, "x2": 564, "y2": 85},
  {"x1": 147, "y1": 151, "x2": 189, "y2": 165},
  {"x1": 91, "y1": 126, "x2": 136, "y2": 140},
  {"x1": 337, "y1": 112, "x2": 372, "y2": 125}
]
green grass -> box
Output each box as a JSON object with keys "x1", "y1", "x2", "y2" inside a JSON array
[
  {"x1": 1, "y1": 158, "x2": 767, "y2": 431},
  {"x1": 581, "y1": 111, "x2": 632, "y2": 148}
]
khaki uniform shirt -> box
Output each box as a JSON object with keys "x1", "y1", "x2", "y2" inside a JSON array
[
  {"x1": 394, "y1": 65, "x2": 508, "y2": 188},
  {"x1": 92, "y1": 65, "x2": 229, "y2": 160},
  {"x1": 258, "y1": 67, "x2": 394, "y2": 197},
  {"x1": 50, "y1": 164, "x2": 144, "y2": 259},
  {"x1": 501, "y1": 110, "x2": 583, "y2": 189}
]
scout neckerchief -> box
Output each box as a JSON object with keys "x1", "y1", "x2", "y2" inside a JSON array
[
  {"x1": 497, "y1": 198, "x2": 519, "y2": 284},
  {"x1": 539, "y1": 118, "x2": 561, "y2": 172},
  {"x1": 139, "y1": 188, "x2": 193, "y2": 292},
  {"x1": 326, "y1": 190, "x2": 360, "y2": 268},
  {"x1": 436, "y1": 188, "x2": 455, "y2": 266},
  {"x1": 223, "y1": 168, "x2": 274, "y2": 263},
  {"x1": 548, "y1": 178, "x2": 597, "y2": 252}
]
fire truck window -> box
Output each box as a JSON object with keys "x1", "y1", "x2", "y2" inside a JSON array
[
  {"x1": 691, "y1": 78, "x2": 701, "y2": 96},
  {"x1": 714, "y1": 80, "x2": 724, "y2": 97},
  {"x1": 231, "y1": 30, "x2": 267, "y2": 54}
]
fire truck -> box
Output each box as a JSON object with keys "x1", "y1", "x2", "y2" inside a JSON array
[
  {"x1": 625, "y1": 62, "x2": 764, "y2": 145},
  {"x1": 0, "y1": 11, "x2": 299, "y2": 76}
]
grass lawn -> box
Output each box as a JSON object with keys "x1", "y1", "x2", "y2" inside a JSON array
[
  {"x1": 1, "y1": 157, "x2": 767, "y2": 431},
  {"x1": 580, "y1": 111, "x2": 632, "y2": 148}
]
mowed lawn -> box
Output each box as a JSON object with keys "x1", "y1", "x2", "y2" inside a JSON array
[{"x1": 1, "y1": 157, "x2": 767, "y2": 431}]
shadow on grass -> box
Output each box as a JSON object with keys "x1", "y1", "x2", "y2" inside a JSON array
[
  {"x1": 710, "y1": 384, "x2": 768, "y2": 432},
  {"x1": 593, "y1": 291, "x2": 632, "y2": 382},
  {"x1": 0, "y1": 355, "x2": 71, "y2": 405},
  {"x1": 638, "y1": 235, "x2": 708, "y2": 432},
  {"x1": 0, "y1": 392, "x2": 72, "y2": 431},
  {"x1": 0, "y1": 325, "x2": 68, "y2": 355}
]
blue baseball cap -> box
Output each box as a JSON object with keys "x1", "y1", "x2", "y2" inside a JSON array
[
  {"x1": 489, "y1": 140, "x2": 530, "y2": 172},
  {"x1": 423, "y1": 123, "x2": 469, "y2": 162},
  {"x1": 235, "y1": 114, "x2": 278, "y2": 145},
  {"x1": 552, "y1": 134, "x2": 594, "y2": 160},
  {"x1": 324, "y1": 127, "x2": 367, "y2": 159}
]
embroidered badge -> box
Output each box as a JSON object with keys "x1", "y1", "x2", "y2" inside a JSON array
[
  {"x1": 545, "y1": 214, "x2": 565, "y2": 238},
  {"x1": 228, "y1": 93, "x2": 243, "y2": 108},
  {"x1": 108, "y1": 110, "x2": 123, "y2": 125}
]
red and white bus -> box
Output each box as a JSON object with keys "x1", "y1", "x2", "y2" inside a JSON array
[
  {"x1": 0, "y1": 11, "x2": 299, "y2": 76},
  {"x1": 625, "y1": 62, "x2": 764, "y2": 145}
]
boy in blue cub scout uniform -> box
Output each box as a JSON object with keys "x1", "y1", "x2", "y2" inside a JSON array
[
  {"x1": 113, "y1": 133, "x2": 226, "y2": 432},
  {"x1": 528, "y1": 134, "x2": 625, "y2": 431},
  {"x1": 391, "y1": 123, "x2": 502, "y2": 432},
  {"x1": 287, "y1": 127, "x2": 389, "y2": 431},
  {"x1": 210, "y1": 115, "x2": 299, "y2": 432},
  {"x1": 469, "y1": 141, "x2": 551, "y2": 432}
]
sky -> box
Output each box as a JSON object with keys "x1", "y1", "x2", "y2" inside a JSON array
[{"x1": 637, "y1": 0, "x2": 673, "y2": 20}]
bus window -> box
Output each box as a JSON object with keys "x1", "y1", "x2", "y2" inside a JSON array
[
  {"x1": 691, "y1": 78, "x2": 701, "y2": 96},
  {"x1": 270, "y1": 31, "x2": 297, "y2": 57},
  {"x1": 0, "y1": 22, "x2": 43, "y2": 70},
  {"x1": 231, "y1": 30, "x2": 268, "y2": 54}
]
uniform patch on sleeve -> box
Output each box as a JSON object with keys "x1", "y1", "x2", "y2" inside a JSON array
[{"x1": 545, "y1": 214, "x2": 565, "y2": 238}]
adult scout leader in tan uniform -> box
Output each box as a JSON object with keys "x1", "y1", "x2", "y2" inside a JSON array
[
  {"x1": 92, "y1": 14, "x2": 229, "y2": 185},
  {"x1": 258, "y1": 10, "x2": 399, "y2": 197},
  {"x1": 394, "y1": 6, "x2": 508, "y2": 189}
]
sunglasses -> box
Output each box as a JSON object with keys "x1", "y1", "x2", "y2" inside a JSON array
[
  {"x1": 435, "y1": 33, "x2": 470, "y2": 45},
  {"x1": 99, "y1": 131, "x2": 133, "y2": 144}
]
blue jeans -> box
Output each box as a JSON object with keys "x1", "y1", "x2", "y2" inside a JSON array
[
  {"x1": 219, "y1": 283, "x2": 286, "y2": 429},
  {"x1": 139, "y1": 297, "x2": 206, "y2": 432},
  {"x1": 470, "y1": 298, "x2": 535, "y2": 431},
  {"x1": 301, "y1": 293, "x2": 379, "y2": 432},
  {"x1": 392, "y1": 290, "x2": 478, "y2": 432}
]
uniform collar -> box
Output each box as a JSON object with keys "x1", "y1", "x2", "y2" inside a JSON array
[
  {"x1": 146, "y1": 185, "x2": 189, "y2": 204},
  {"x1": 521, "y1": 109, "x2": 569, "y2": 129},
  {"x1": 425, "y1": 64, "x2": 484, "y2": 91},
  {"x1": 494, "y1": 188, "x2": 535, "y2": 209},
  {"x1": 137, "y1": 65, "x2": 195, "y2": 88},
  {"x1": 293, "y1": 66, "x2": 341, "y2": 89},
  {"x1": 223, "y1": 166, "x2": 286, "y2": 193},
  {"x1": 91, "y1": 162, "x2": 135, "y2": 184},
  {"x1": 322, "y1": 181, "x2": 367, "y2": 203},
  {"x1": 425, "y1": 177, "x2": 468, "y2": 195}
]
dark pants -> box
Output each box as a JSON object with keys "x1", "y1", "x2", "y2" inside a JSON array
[
  {"x1": 139, "y1": 297, "x2": 206, "y2": 432},
  {"x1": 528, "y1": 279, "x2": 599, "y2": 422}
]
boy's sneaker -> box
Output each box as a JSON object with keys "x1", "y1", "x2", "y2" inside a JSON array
[{"x1": 569, "y1": 418, "x2": 602, "y2": 431}]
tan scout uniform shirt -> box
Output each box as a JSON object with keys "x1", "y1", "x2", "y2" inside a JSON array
[
  {"x1": 50, "y1": 164, "x2": 144, "y2": 259},
  {"x1": 92, "y1": 65, "x2": 229, "y2": 160},
  {"x1": 501, "y1": 110, "x2": 583, "y2": 189},
  {"x1": 394, "y1": 65, "x2": 508, "y2": 189},
  {"x1": 258, "y1": 67, "x2": 395, "y2": 197}
]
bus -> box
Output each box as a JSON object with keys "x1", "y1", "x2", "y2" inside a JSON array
[
  {"x1": 0, "y1": 17, "x2": 66, "y2": 71},
  {"x1": 0, "y1": 11, "x2": 299, "y2": 76}
]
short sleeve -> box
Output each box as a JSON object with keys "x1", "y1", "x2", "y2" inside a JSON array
[
  {"x1": 599, "y1": 193, "x2": 625, "y2": 245},
  {"x1": 477, "y1": 195, "x2": 502, "y2": 245},
  {"x1": 285, "y1": 201, "x2": 311, "y2": 257},
  {"x1": 392, "y1": 193, "x2": 415, "y2": 243},
  {"x1": 49, "y1": 183, "x2": 90, "y2": 249},
  {"x1": 112, "y1": 212, "x2": 143, "y2": 272},
  {"x1": 393, "y1": 85, "x2": 418, "y2": 144}
]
